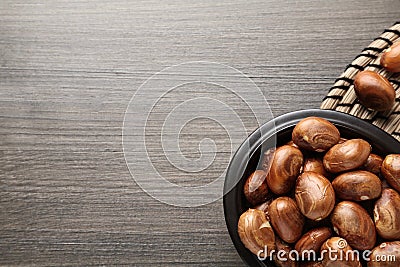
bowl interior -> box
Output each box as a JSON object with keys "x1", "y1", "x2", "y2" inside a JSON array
[{"x1": 223, "y1": 109, "x2": 400, "y2": 267}]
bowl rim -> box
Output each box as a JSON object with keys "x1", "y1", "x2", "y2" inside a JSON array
[{"x1": 223, "y1": 108, "x2": 400, "y2": 267}]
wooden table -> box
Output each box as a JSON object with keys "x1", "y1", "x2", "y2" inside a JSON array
[{"x1": 1, "y1": 0, "x2": 399, "y2": 266}]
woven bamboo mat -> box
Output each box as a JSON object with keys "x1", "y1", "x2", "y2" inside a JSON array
[{"x1": 321, "y1": 21, "x2": 400, "y2": 141}]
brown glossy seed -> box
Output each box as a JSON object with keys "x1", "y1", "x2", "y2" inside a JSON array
[
  {"x1": 374, "y1": 188, "x2": 400, "y2": 240},
  {"x1": 269, "y1": 197, "x2": 305, "y2": 243},
  {"x1": 381, "y1": 41, "x2": 400, "y2": 73},
  {"x1": 363, "y1": 153, "x2": 383, "y2": 175},
  {"x1": 255, "y1": 199, "x2": 273, "y2": 221},
  {"x1": 323, "y1": 139, "x2": 371, "y2": 173},
  {"x1": 320, "y1": 237, "x2": 361, "y2": 267},
  {"x1": 295, "y1": 172, "x2": 335, "y2": 221},
  {"x1": 332, "y1": 170, "x2": 382, "y2": 201},
  {"x1": 292, "y1": 117, "x2": 340, "y2": 152},
  {"x1": 330, "y1": 201, "x2": 376, "y2": 250},
  {"x1": 267, "y1": 145, "x2": 303, "y2": 195},
  {"x1": 274, "y1": 237, "x2": 298, "y2": 267},
  {"x1": 303, "y1": 156, "x2": 330, "y2": 178},
  {"x1": 338, "y1": 137, "x2": 348, "y2": 144},
  {"x1": 244, "y1": 170, "x2": 269, "y2": 205},
  {"x1": 381, "y1": 154, "x2": 400, "y2": 192},
  {"x1": 367, "y1": 241, "x2": 400, "y2": 267},
  {"x1": 354, "y1": 70, "x2": 395, "y2": 111},
  {"x1": 286, "y1": 140, "x2": 299, "y2": 148},
  {"x1": 295, "y1": 227, "x2": 332, "y2": 260},
  {"x1": 238, "y1": 209, "x2": 276, "y2": 257}
]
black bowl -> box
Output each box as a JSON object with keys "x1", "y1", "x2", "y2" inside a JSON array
[{"x1": 223, "y1": 109, "x2": 400, "y2": 267}]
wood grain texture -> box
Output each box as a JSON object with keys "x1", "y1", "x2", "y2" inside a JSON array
[{"x1": 1, "y1": 0, "x2": 399, "y2": 266}]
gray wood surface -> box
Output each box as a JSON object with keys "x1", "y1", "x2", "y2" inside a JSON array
[{"x1": 1, "y1": 0, "x2": 399, "y2": 266}]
